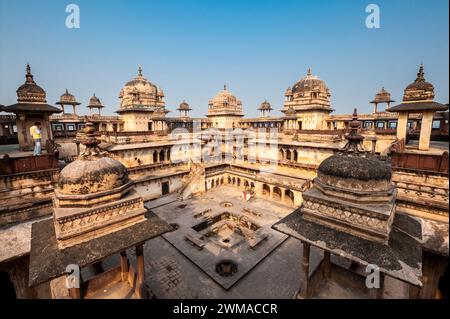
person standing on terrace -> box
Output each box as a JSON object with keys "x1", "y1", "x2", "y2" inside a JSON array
[{"x1": 30, "y1": 122, "x2": 42, "y2": 156}]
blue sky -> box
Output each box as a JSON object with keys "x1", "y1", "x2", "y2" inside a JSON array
[{"x1": 0, "y1": 0, "x2": 448, "y2": 117}]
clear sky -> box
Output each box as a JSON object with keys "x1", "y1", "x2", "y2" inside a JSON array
[{"x1": 0, "y1": 0, "x2": 448, "y2": 117}]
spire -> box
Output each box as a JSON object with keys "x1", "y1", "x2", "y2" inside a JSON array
[
  {"x1": 65, "y1": 88, "x2": 69, "y2": 94},
  {"x1": 78, "y1": 121, "x2": 106, "y2": 160},
  {"x1": 138, "y1": 66, "x2": 143, "y2": 77},
  {"x1": 416, "y1": 64, "x2": 425, "y2": 82},
  {"x1": 223, "y1": 84, "x2": 227, "y2": 90},
  {"x1": 25, "y1": 63, "x2": 35, "y2": 84},
  {"x1": 307, "y1": 68, "x2": 312, "y2": 76},
  {"x1": 341, "y1": 108, "x2": 365, "y2": 153}
]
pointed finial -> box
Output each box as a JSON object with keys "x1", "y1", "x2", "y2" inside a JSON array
[
  {"x1": 25, "y1": 63, "x2": 34, "y2": 83},
  {"x1": 224, "y1": 84, "x2": 227, "y2": 90},
  {"x1": 352, "y1": 107, "x2": 358, "y2": 120},
  {"x1": 307, "y1": 68, "x2": 312, "y2": 76},
  {"x1": 65, "y1": 88, "x2": 69, "y2": 94},
  {"x1": 138, "y1": 65, "x2": 142, "y2": 77},
  {"x1": 416, "y1": 64, "x2": 425, "y2": 82}
]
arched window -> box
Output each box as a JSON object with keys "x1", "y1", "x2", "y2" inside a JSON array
[{"x1": 273, "y1": 187, "x2": 282, "y2": 201}]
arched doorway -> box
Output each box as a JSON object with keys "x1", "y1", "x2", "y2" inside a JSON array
[
  {"x1": 262, "y1": 184, "x2": 270, "y2": 197},
  {"x1": 273, "y1": 187, "x2": 282, "y2": 201},
  {"x1": 293, "y1": 150, "x2": 298, "y2": 162},
  {"x1": 237, "y1": 179, "x2": 241, "y2": 187},
  {"x1": 244, "y1": 180, "x2": 249, "y2": 188},
  {"x1": 153, "y1": 150, "x2": 158, "y2": 163},
  {"x1": 211, "y1": 179, "x2": 215, "y2": 188},
  {"x1": 285, "y1": 189, "x2": 295, "y2": 206},
  {"x1": 159, "y1": 150, "x2": 165, "y2": 162}
]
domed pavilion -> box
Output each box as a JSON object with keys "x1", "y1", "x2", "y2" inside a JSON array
[
  {"x1": 387, "y1": 64, "x2": 448, "y2": 150},
  {"x1": 1, "y1": 64, "x2": 61, "y2": 151},
  {"x1": 282, "y1": 69, "x2": 334, "y2": 130},
  {"x1": 28, "y1": 122, "x2": 172, "y2": 299},
  {"x1": 273, "y1": 109, "x2": 422, "y2": 299},
  {"x1": 117, "y1": 66, "x2": 169, "y2": 132},
  {"x1": 207, "y1": 85, "x2": 244, "y2": 128}
]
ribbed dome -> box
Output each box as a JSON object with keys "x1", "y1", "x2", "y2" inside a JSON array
[
  {"x1": 403, "y1": 64, "x2": 435, "y2": 102},
  {"x1": 16, "y1": 64, "x2": 47, "y2": 103},
  {"x1": 118, "y1": 66, "x2": 165, "y2": 110},
  {"x1": 87, "y1": 93, "x2": 104, "y2": 108},
  {"x1": 292, "y1": 68, "x2": 330, "y2": 96},
  {"x1": 57, "y1": 89, "x2": 80, "y2": 105},
  {"x1": 209, "y1": 85, "x2": 242, "y2": 107},
  {"x1": 207, "y1": 85, "x2": 243, "y2": 117}
]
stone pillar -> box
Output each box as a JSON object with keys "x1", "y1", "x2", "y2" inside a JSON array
[
  {"x1": 396, "y1": 111, "x2": 409, "y2": 141},
  {"x1": 419, "y1": 110, "x2": 434, "y2": 151}
]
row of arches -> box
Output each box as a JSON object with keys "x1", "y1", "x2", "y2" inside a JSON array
[
  {"x1": 279, "y1": 148, "x2": 299, "y2": 162},
  {"x1": 152, "y1": 148, "x2": 171, "y2": 164},
  {"x1": 262, "y1": 183, "x2": 295, "y2": 206},
  {"x1": 205, "y1": 174, "x2": 297, "y2": 207}
]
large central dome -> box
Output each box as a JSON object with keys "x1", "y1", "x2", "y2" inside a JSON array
[
  {"x1": 118, "y1": 66, "x2": 165, "y2": 111},
  {"x1": 292, "y1": 69, "x2": 330, "y2": 96},
  {"x1": 207, "y1": 85, "x2": 244, "y2": 117},
  {"x1": 283, "y1": 69, "x2": 332, "y2": 113}
]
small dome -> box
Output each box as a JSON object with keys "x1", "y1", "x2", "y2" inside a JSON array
[
  {"x1": 209, "y1": 85, "x2": 242, "y2": 106},
  {"x1": 118, "y1": 66, "x2": 165, "y2": 110},
  {"x1": 403, "y1": 64, "x2": 435, "y2": 102},
  {"x1": 177, "y1": 100, "x2": 191, "y2": 111},
  {"x1": 371, "y1": 87, "x2": 394, "y2": 104},
  {"x1": 258, "y1": 100, "x2": 272, "y2": 111},
  {"x1": 284, "y1": 87, "x2": 293, "y2": 96},
  {"x1": 207, "y1": 85, "x2": 243, "y2": 117},
  {"x1": 58, "y1": 123, "x2": 129, "y2": 195},
  {"x1": 292, "y1": 68, "x2": 330, "y2": 96},
  {"x1": 57, "y1": 89, "x2": 80, "y2": 105},
  {"x1": 16, "y1": 64, "x2": 47, "y2": 103},
  {"x1": 88, "y1": 93, "x2": 104, "y2": 108},
  {"x1": 317, "y1": 109, "x2": 392, "y2": 192},
  {"x1": 58, "y1": 157, "x2": 129, "y2": 195}
]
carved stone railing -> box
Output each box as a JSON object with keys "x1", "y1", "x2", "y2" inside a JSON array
[
  {"x1": 0, "y1": 153, "x2": 59, "y2": 175},
  {"x1": 391, "y1": 150, "x2": 449, "y2": 175}
]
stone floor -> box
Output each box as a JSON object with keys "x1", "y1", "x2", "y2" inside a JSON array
[
  {"x1": 132, "y1": 186, "x2": 412, "y2": 299},
  {"x1": 147, "y1": 186, "x2": 293, "y2": 290}
]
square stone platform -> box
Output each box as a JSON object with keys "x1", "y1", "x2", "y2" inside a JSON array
[{"x1": 147, "y1": 186, "x2": 293, "y2": 290}]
